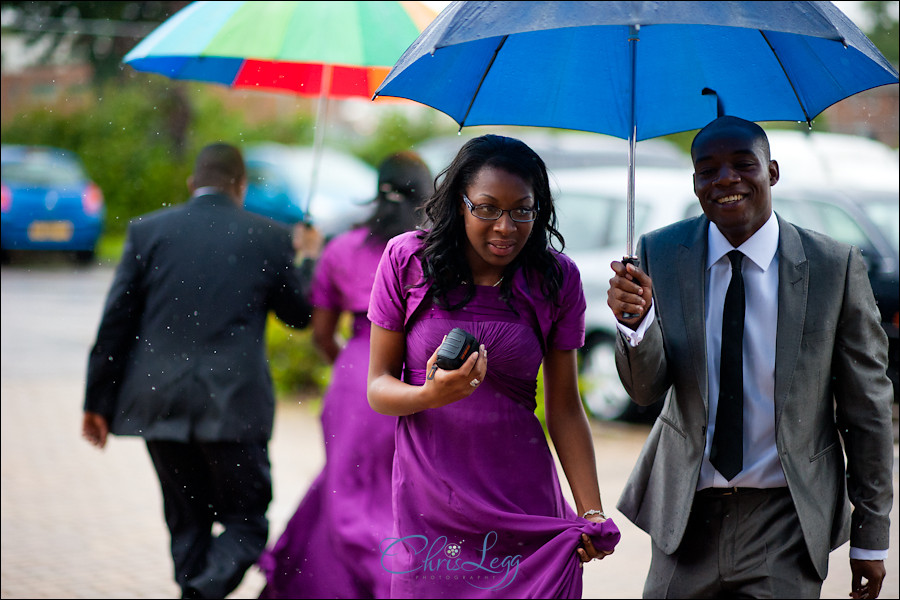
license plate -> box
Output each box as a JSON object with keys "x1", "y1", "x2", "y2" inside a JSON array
[{"x1": 27, "y1": 221, "x2": 74, "y2": 242}]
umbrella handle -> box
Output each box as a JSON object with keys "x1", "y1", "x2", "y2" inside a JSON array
[
  {"x1": 621, "y1": 255, "x2": 642, "y2": 319},
  {"x1": 305, "y1": 64, "x2": 333, "y2": 218}
]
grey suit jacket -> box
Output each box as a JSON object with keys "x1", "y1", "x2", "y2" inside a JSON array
[
  {"x1": 615, "y1": 213, "x2": 893, "y2": 579},
  {"x1": 85, "y1": 193, "x2": 313, "y2": 443}
]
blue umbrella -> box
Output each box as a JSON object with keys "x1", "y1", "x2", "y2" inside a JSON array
[{"x1": 374, "y1": 1, "x2": 899, "y2": 261}]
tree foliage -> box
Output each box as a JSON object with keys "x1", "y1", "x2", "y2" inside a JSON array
[
  {"x1": 0, "y1": 76, "x2": 316, "y2": 234},
  {"x1": 0, "y1": 73, "x2": 446, "y2": 237},
  {"x1": 862, "y1": 1, "x2": 900, "y2": 66},
  {"x1": 1, "y1": 1, "x2": 189, "y2": 84}
]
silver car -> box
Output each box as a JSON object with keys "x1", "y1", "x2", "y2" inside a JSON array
[{"x1": 555, "y1": 152, "x2": 899, "y2": 421}]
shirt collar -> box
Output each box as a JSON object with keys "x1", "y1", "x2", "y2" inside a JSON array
[
  {"x1": 707, "y1": 212, "x2": 779, "y2": 272},
  {"x1": 191, "y1": 186, "x2": 224, "y2": 198}
]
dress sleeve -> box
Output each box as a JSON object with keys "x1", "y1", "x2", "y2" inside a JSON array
[
  {"x1": 547, "y1": 254, "x2": 587, "y2": 351},
  {"x1": 367, "y1": 236, "x2": 408, "y2": 333}
]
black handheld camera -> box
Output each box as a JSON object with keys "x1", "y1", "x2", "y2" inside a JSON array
[{"x1": 435, "y1": 327, "x2": 479, "y2": 370}]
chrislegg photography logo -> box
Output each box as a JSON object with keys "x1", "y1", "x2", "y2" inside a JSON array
[{"x1": 380, "y1": 531, "x2": 521, "y2": 590}]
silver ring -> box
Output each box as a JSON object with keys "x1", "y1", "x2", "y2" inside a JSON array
[{"x1": 469, "y1": 378, "x2": 480, "y2": 388}]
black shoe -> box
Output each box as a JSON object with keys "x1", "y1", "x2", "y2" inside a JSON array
[{"x1": 181, "y1": 586, "x2": 203, "y2": 599}]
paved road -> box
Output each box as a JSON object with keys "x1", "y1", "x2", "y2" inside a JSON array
[{"x1": 1, "y1": 263, "x2": 897, "y2": 599}]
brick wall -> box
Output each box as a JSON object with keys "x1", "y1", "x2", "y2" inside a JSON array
[
  {"x1": 1, "y1": 64, "x2": 95, "y2": 122},
  {"x1": 820, "y1": 85, "x2": 900, "y2": 147}
]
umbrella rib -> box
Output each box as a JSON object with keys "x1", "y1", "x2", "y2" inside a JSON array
[
  {"x1": 759, "y1": 30, "x2": 812, "y2": 127},
  {"x1": 459, "y1": 35, "x2": 508, "y2": 129}
]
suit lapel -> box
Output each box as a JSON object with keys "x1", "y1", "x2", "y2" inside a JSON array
[
  {"x1": 677, "y1": 218, "x2": 711, "y2": 406},
  {"x1": 774, "y1": 215, "x2": 809, "y2": 427}
]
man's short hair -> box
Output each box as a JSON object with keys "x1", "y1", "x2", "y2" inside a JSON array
[
  {"x1": 193, "y1": 143, "x2": 245, "y2": 189},
  {"x1": 691, "y1": 116, "x2": 771, "y2": 162}
]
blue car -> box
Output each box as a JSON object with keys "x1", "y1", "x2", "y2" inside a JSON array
[{"x1": 1, "y1": 145, "x2": 105, "y2": 264}]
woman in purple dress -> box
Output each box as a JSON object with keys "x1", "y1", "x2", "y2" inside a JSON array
[
  {"x1": 367, "y1": 135, "x2": 621, "y2": 599},
  {"x1": 259, "y1": 152, "x2": 433, "y2": 599}
]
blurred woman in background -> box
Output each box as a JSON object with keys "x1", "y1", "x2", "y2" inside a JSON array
[{"x1": 259, "y1": 151, "x2": 433, "y2": 599}]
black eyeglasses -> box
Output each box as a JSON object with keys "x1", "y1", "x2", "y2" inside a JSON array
[{"x1": 463, "y1": 195, "x2": 538, "y2": 223}]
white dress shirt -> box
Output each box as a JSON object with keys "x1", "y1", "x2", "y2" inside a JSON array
[
  {"x1": 616, "y1": 212, "x2": 886, "y2": 560},
  {"x1": 699, "y1": 213, "x2": 784, "y2": 490},
  {"x1": 191, "y1": 186, "x2": 224, "y2": 198}
]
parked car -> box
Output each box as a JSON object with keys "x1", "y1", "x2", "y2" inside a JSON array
[
  {"x1": 554, "y1": 161, "x2": 900, "y2": 422},
  {"x1": 1, "y1": 144, "x2": 105, "y2": 264},
  {"x1": 763, "y1": 183, "x2": 899, "y2": 403},
  {"x1": 414, "y1": 129, "x2": 691, "y2": 176},
  {"x1": 552, "y1": 166, "x2": 698, "y2": 422},
  {"x1": 242, "y1": 143, "x2": 378, "y2": 239},
  {"x1": 765, "y1": 129, "x2": 899, "y2": 192}
]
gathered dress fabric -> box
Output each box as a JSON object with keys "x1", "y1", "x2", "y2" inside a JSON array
[
  {"x1": 367, "y1": 231, "x2": 620, "y2": 599},
  {"x1": 259, "y1": 227, "x2": 396, "y2": 599}
]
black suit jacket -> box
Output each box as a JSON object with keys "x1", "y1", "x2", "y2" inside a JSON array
[{"x1": 84, "y1": 192, "x2": 313, "y2": 442}]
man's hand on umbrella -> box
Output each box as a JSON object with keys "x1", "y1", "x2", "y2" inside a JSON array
[
  {"x1": 293, "y1": 222, "x2": 324, "y2": 261},
  {"x1": 608, "y1": 260, "x2": 653, "y2": 327}
]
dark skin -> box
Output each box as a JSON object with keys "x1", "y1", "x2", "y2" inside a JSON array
[
  {"x1": 368, "y1": 165, "x2": 612, "y2": 565},
  {"x1": 607, "y1": 119, "x2": 886, "y2": 599}
]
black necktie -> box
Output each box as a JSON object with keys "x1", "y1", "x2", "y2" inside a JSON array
[{"x1": 710, "y1": 250, "x2": 744, "y2": 481}]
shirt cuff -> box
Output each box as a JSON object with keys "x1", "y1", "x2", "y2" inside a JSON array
[
  {"x1": 614, "y1": 303, "x2": 656, "y2": 347},
  {"x1": 849, "y1": 547, "x2": 889, "y2": 561}
]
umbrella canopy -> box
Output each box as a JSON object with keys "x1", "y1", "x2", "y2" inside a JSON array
[
  {"x1": 374, "y1": 0, "x2": 899, "y2": 256},
  {"x1": 123, "y1": 0, "x2": 438, "y2": 216},
  {"x1": 124, "y1": 0, "x2": 437, "y2": 99}
]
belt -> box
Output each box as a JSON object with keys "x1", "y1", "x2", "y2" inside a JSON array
[{"x1": 695, "y1": 486, "x2": 769, "y2": 498}]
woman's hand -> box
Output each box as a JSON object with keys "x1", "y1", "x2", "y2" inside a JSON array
[
  {"x1": 368, "y1": 327, "x2": 488, "y2": 416},
  {"x1": 577, "y1": 513, "x2": 614, "y2": 564},
  {"x1": 423, "y1": 342, "x2": 488, "y2": 409}
]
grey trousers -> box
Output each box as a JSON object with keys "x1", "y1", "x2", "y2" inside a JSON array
[{"x1": 643, "y1": 487, "x2": 824, "y2": 599}]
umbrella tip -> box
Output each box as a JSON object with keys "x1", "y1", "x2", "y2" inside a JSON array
[{"x1": 702, "y1": 88, "x2": 726, "y2": 118}]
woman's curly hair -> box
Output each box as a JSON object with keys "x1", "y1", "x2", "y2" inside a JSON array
[{"x1": 416, "y1": 134, "x2": 565, "y2": 310}]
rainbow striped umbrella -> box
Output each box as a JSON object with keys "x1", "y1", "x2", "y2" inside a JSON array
[
  {"x1": 124, "y1": 0, "x2": 437, "y2": 98},
  {"x1": 123, "y1": 0, "x2": 438, "y2": 214}
]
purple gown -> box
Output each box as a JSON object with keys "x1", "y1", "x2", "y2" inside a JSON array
[
  {"x1": 259, "y1": 227, "x2": 396, "y2": 599},
  {"x1": 368, "y1": 232, "x2": 620, "y2": 599}
]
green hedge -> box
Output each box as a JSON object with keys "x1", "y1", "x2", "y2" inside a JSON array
[
  {"x1": 1, "y1": 77, "x2": 444, "y2": 405},
  {"x1": 0, "y1": 76, "x2": 444, "y2": 237}
]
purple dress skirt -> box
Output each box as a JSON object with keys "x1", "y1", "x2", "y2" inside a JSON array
[
  {"x1": 259, "y1": 227, "x2": 396, "y2": 599},
  {"x1": 368, "y1": 232, "x2": 620, "y2": 599}
]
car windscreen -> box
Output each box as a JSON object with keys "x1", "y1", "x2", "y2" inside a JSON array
[
  {"x1": 1, "y1": 155, "x2": 86, "y2": 186},
  {"x1": 858, "y1": 194, "x2": 900, "y2": 253}
]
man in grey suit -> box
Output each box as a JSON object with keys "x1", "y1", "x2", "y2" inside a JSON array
[
  {"x1": 82, "y1": 143, "x2": 317, "y2": 598},
  {"x1": 607, "y1": 116, "x2": 893, "y2": 599}
]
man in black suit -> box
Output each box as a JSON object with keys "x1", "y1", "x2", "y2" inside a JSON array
[{"x1": 82, "y1": 143, "x2": 316, "y2": 599}]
